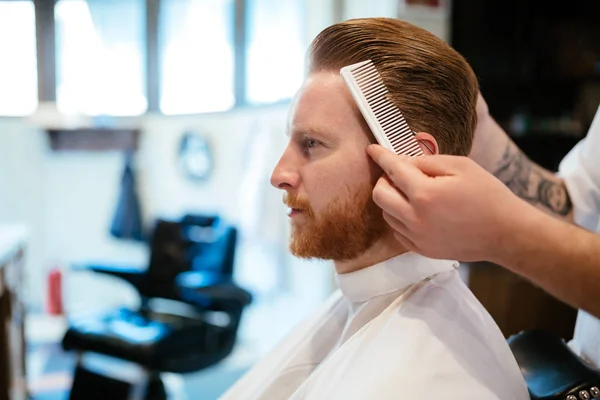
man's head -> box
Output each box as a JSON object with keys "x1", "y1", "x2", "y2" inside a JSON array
[{"x1": 270, "y1": 18, "x2": 479, "y2": 262}]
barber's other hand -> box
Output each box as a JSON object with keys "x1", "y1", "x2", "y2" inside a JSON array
[{"x1": 367, "y1": 144, "x2": 530, "y2": 262}]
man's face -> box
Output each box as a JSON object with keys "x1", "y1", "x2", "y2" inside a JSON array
[{"x1": 270, "y1": 72, "x2": 387, "y2": 261}]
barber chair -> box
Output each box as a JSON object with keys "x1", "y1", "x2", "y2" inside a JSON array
[
  {"x1": 509, "y1": 330, "x2": 600, "y2": 400},
  {"x1": 61, "y1": 215, "x2": 252, "y2": 400}
]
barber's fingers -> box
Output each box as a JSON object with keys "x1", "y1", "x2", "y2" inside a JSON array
[
  {"x1": 393, "y1": 232, "x2": 417, "y2": 252},
  {"x1": 372, "y1": 175, "x2": 416, "y2": 223},
  {"x1": 382, "y1": 210, "x2": 409, "y2": 233},
  {"x1": 382, "y1": 211, "x2": 418, "y2": 251},
  {"x1": 367, "y1": 145, "x2": 429, "y2": 198},
  {"x1": 369, "y1": 144, "x2": 469, "y2": 178}
]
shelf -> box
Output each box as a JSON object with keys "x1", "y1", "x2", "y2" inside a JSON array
[{"x1": 46, "y1": 128, "x2": 140, "y2": 152}]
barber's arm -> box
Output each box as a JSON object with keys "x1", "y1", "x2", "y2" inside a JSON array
[
  {"x1": 469, "y1": 93, "x2": 573, "y2": 220},
  {"x1": 367, "y1": 147, "x2": 600, "y2": 318}
]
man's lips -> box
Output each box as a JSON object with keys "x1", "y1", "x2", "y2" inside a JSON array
[{"x1": 287, "y1": 208, "x2": 306, "y2": 217}]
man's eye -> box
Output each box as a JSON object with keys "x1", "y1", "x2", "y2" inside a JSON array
[
  {"x1": 299, "y1": 136, "x2": 324, "y2": 154},
  {"x1": 306, "y1": 139, "x2": 319, "y2": 148}
]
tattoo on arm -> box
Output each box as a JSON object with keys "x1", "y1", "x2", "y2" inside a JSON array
[{"x1": 493, "y1": 143, "x2": 573, "y2": 216}]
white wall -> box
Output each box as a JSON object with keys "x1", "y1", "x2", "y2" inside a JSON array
[
  {"x1": 342, "y1": 0, "x2": 451, "y2": 42},
  {"x1": 343, "y1": 0, "x2": 398, "y2": 19},
  {"x1": 397, "y1": 1, "x2": 451, "y2": 42},
  {"x1": 0, "y1": 120, "x2": 47, "y2": 308},
  {"x1": 305, "y1": 0, "x2": 336, "y2": 42}
]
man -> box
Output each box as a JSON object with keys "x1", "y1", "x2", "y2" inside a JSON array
[
  {"x1": 220, "y1": 18, "x2": 528, "y2": 399},
  {"x1": 368, "y1": 93, "x2": 600, "y2": 366}
]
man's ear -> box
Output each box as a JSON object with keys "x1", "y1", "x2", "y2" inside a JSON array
[{"x1": 414, "y1": 132, "x2": 439, "y2": 155}]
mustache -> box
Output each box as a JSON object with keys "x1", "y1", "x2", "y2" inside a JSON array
[{"x1": 283, "y1": 194, "x2": 314, "y2": 215}]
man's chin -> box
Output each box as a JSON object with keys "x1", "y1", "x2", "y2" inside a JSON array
[
  {"x1": 289, "y1": 249, "x2": 320, "y2": 260},
  {"x1": 289, "y1": 234, "x2": 349, "y2": 260},
  {"x1": 289, "y1": 235, "x2": 318, "y2": 259}
]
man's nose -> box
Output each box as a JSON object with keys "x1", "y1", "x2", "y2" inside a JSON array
[{"x1": 270, "y1": 151, "x2": 301, "y2": 190}]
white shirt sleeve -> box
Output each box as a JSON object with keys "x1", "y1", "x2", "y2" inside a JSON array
[{"x1": 559, "y1": 104, "x2": 600, "y2": 232}]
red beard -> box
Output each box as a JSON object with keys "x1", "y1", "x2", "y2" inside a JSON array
[{"x1": 283, "y1": 184, "x2": 387, "y2": 261}]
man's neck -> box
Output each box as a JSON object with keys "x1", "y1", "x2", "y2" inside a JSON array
[{"x1": 334, "y1": 232, "x2": 408, "y2": 274}]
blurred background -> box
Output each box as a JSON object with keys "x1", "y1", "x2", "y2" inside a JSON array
[{"x1": 0, "y1": 0, "x2": 598, "y2": 399}]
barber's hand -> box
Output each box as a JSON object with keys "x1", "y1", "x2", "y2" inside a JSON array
[{"x1": 367, "y1": 144, "x2": 531, "y2": 262}]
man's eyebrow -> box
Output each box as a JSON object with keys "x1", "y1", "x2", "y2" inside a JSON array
[{"x1": 291, "y1": 126, "x2": 334, "y2": 139}]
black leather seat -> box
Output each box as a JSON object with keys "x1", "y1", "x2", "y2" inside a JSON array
[
  {"x1": 61, "y1": 215, "x2": 252, "y2": 399},
  {"x1": 509, "y1": 330, "x2": 600, "y2": 400}
]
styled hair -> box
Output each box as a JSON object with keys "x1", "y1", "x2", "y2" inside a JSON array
[{"x1": 308, "y1": 18, "x2": 478, "y2": 156}]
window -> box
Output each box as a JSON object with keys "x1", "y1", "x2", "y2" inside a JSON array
[
  {"x1": 24, "y1": 0, "x2": 307, "y2": 117},
  {"x1": 159, "y1": 0, "x2": 235, "y2": 115},
  {"x1": 245, "y1": 0, "x2": 305, "y2": 105},
  {"x1": 54, "y1": 0, "x2": 147, "y2": 116},
  {"x1": 0, "y1": 1, "x2": 37, "y2": 116}
]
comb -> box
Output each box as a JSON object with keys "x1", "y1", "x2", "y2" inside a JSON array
[{"x1": 340, "y1": 59, "x2": 428, "y2": 156}]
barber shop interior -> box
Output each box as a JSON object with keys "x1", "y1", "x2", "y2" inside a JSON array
[{"x1": 1, "y1": 0, "x2": 600, "y2": 399}]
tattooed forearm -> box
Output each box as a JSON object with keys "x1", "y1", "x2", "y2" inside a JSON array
[{"x1": 493, "y1": 143, "x2": 573, "y2": 216}]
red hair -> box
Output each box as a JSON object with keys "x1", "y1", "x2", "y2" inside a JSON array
[{"x1": 308, "y1": 18, "x2": 479, "y2": 156}]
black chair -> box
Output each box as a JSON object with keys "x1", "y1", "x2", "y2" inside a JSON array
[
  {"x1": 509, "y1": 330, "x2": 600, "y2": 400},
  {"x1": 61, "y1": 216, "x2": 252, "y2": 400}
]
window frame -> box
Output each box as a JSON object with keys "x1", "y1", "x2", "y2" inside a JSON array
[{"x1": 20, "y1": 0, "x2": 290, "y2": 116}]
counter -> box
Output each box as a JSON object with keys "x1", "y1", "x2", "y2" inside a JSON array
[{"x1": 0, "y1": 225, "x2": 28, "y2": 400}]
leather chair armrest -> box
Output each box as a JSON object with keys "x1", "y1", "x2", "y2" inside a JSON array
[
  {"x1": 175, "y1": 271, "x2": 252, "y2": 311},
  {"x1": 73, "y1": 263, "x2": 145, "y2": 291},
  {"x1": 508, "y1": 329, "x2": 600, "y2": 399}
]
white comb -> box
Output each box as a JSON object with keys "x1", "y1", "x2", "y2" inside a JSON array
[{"x1": 340, "y1": 60, "x2": 425, "y2": 157}]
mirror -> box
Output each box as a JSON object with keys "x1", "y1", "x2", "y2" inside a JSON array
[{"x1": 178, "y1": 131, "x2": 213, "y2": 182}]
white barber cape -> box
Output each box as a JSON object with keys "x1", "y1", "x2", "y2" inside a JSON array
[
  {"x1": 560, "y1": 104, "x2": 600, "y2": 365},
  {"x1": 220, "y1": 252, "x2": 528, "y2": 399}
]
